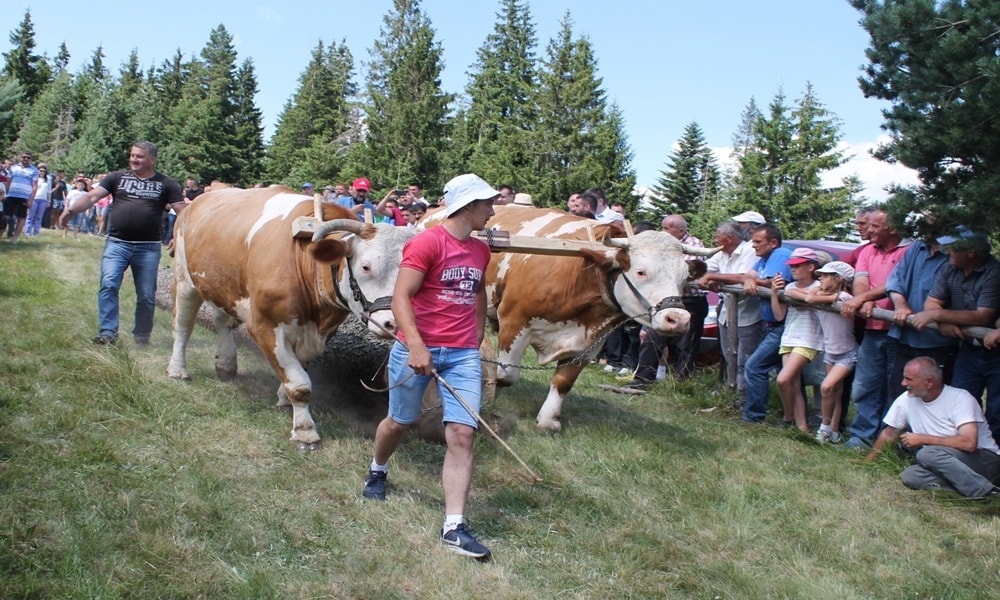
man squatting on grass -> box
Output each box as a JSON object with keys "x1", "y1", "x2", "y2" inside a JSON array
[
  {"x1": 361, "y1": 173, "x2": 497, "y2": 561},
  {"x1": 864, "y1": 357, "x2": 1000, "y2": 498}
]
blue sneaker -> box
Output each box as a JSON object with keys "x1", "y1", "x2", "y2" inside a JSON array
[
  {"x1": 362, "y1": 469, "x2": 387, "y2": 501},
  {"x1": 440, "y1": 523, "x2": 491, "y2": 560}
]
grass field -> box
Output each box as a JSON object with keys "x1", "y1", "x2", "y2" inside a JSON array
[{"x1": 2, "y1": 230, "x2": 1000, "y2": 599}]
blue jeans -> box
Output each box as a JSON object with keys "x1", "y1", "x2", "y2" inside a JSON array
[
  {"x1": 387, "y1": 342, "x2": 482, "y2": 428},
  {"x1": 951, "y1": 343, "x2": 1000, "y2": 444},
  {"x1": 848, "y1": 330, "x2": 898, "y2": 443},
  {"x1": 742, "y1": 323, "x2": 784, "y2": 422},
  {"x1": 98, "y1": 239, "x2": 162, "y2": 339}
]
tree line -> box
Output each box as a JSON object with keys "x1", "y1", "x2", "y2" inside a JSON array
[{"x1": 0, "y1": 0, "x2": 983, "y2": 241}]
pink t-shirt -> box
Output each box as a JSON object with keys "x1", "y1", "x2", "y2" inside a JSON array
[
  {"x1": 398, "y1": 225, "x2": 491, "y2": 349},
  {"x1": 855, "y1": 242, "x2": 908, "y2": 331}
]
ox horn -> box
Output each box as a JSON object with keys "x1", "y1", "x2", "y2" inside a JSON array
[
  {"x1": 311, "y1": 218, "x2": 366, "y2": 242},
  {"x1": 683, "y1": 244, "x2": 722, "y2": 257},
  {"x1": 604, "y1": 237, "x2": 629, "y2": 248}
]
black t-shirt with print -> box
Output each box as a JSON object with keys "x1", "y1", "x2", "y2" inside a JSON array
[{"x1": 100, "y1": 170, "x2": 183, "y2": 242}]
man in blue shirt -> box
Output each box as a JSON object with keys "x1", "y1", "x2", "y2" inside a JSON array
[
  {"x1": 884, "y1": 230, "x2": 957, "y2": 399},
  {"x1": 741, "y1": 223, "x2": 793, "y2": 423},
  {"x1": 4, "y1": 151, "x2": 39, "y2": 243}
]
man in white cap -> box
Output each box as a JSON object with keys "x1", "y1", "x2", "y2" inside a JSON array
[
  {"x1": 732, "y1": 210, "x2": 766, "y2": 238},
  {"x1": 362, "y1": 173, "x2": 497, "y2": 561}
]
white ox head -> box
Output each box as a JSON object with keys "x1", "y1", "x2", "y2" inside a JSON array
[
  {"x1": 310, "y1": 219, "x2": 415, "y2": 338},
  {"x1": 598, "y1": 231, "x2": 716, "y2": 336}
]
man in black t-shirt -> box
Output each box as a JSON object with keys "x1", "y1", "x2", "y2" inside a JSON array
[{"x1": 59, "y1": 142, "x2": 184, "y2": 345}]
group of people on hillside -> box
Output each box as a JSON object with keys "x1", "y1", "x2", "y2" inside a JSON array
[
  {"x1": 636, "y1": 206, "x2": 1000, "y2": 500},
  {"x1": 23, "y1": 143, "x2": 1000, "y2": 564},
  {"x1": 0, "y1": 151, "x2": 149, "y2": 242}
]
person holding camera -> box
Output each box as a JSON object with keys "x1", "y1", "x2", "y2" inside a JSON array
[{"x1": 375, "y1": 186, "x2": 409, "y2": 226}]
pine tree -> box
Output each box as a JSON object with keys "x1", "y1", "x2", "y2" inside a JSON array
[
  {"x1": 533, "y1": 13, "x2": 634, "y2": 208},
  {"x1": 265, "y1": 40, "x2": 357, "y2": 185},
  {"x1": 161, "y1": 25, "x2": 245, "y2": 184},
  {"x1": 233, "y1": 58, "x2": 265, "y2": 185},
  {"x1": 728, "y1": 86, "x2": 851, "y2": 239},
  {"x1": 17, "y1": 70, "x2": 75, "y2": 162},
  {"x1": 781, "y1": 83, "x2": 849, "y2": 237},
  {"x1": 2, "y1": 10, "x2": 49, "y2": 104},
  {"x1": 361, "y1": 0, "x2": 452, "y2": 192},
  {"x1": 464, "y1": 0, "x2": 538, "y2": 190},
  {"x1": 54, "y1": 42, "x2": 70, "y2": 73},
  {"x1": 852, "y1": 0, "x2": 1000, "y2": 235},
  {"x1": 650, "y1": 121, "x2": 720, "y2": 222}
]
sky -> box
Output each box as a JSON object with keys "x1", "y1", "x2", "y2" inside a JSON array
[{"x1": 16, "y1": 0, "x2": 918, "y2": 199}]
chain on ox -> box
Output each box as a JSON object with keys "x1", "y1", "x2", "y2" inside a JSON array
[
  {"x1": 167, "y1": 186, "x2": 414, "y2": 450},
  {"x1": 420, "y1": 205, "x2": 717, "y2": 432}
]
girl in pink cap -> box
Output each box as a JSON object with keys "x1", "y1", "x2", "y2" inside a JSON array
[{"x1": 771, "y1": 247, "x2": 822, "y2": 431}]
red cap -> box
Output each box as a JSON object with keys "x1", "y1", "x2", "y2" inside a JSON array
[{"x1": 352, "y1": 177, "x2": 371, "y2": 191}]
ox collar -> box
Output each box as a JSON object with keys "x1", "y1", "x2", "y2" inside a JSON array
[
  {"x1": 605, "y1": 269, "x2": 684, "y2": 321},
  {"x1": 329, "y1": 259, "x2": 392, "y2": 319}
]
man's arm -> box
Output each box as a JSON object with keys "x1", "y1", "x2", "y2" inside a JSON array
[
  {"x1": 390, "y1": 266, "x2": 432, "y2": 375},
  {"x1": 26, "y1": 178, "x2": 38, "y2": 207},
  {"x1": 841, "y1": 275, "x2": 881, "y2": 318},
  {"x1": 910, "y1": 296, "x2": 998, "y2": 331},
  {"x1": 901, "y1": 422, "x2": 979, "y2": 453},
  {"x1": 375, "y1": 192, "x2": 395, "y2": 217},
  {"x1": 864, "y1": 425, "x2": 903, "y2": 461},
  {"x1": 57, "y1": 185, "x2": 109, "y2": 228}
]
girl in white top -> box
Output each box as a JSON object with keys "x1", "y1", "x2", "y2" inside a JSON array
[
  {"x1": 802, "y1": 261, "x2": 859, "y2": 444},
  {"x1": 771, "y1": 247, "x2": 823, "y2": 432}
]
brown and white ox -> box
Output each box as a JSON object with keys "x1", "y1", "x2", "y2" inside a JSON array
[
  {"x1": 167, "y1": 186, "x2": 414, "y2": 450},
  {"x1": 422, "y1": 205, "x2": 716, "y2": 431}
]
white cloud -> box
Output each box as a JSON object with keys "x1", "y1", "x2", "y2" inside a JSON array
[
  {"x1": 257, "y1": 6, "x2": 281, "y2": 22},
  {"x1": 703, "y1": 138, "x2": 919, "y2": 202},
  {"x1": 824, "y1": 138, "x2": 920, "y2": 201}
]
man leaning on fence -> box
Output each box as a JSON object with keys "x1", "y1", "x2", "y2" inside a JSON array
[{"x1": 908, "y1": 226, "x2": 1000, "y2": 445}]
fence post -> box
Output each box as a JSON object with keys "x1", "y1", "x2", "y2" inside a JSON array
[{"x1": 725, "y1": 291, "x2": 739, "y2": 389}]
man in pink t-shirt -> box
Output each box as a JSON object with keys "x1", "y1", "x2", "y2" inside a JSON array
[
  {"x1": 362, "y1": 173, "x2": 498, "y2": 561},
  {"x1": 840, "y1": 208, "x2": 908, "y2": 448}
]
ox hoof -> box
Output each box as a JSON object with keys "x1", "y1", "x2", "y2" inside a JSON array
[
  {"x1": 167, "y1": 371, "x2": 191, "y2": 382},
  {"x1": 536, "y1": 419, "x2": 562, "y2": 433},
  {"x1": 215, "y1": 368, "x2": 237, "y2": 381},
  {"x1": 293, "y1": 440, "x2": 324, "y2": 452}
]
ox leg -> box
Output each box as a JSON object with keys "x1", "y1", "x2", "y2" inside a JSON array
[
  {"x1": 213, "y1": 308, "x2": 239, "y2": 381},
  {"x1": 255, "y1": 325, "x2": 322, "y2": 451},
  {"x1": 495, "y1": 330, "x2": 533, "y2": 387},
  {"x1": 167, "y1": 277, "x2": 203, "y2": 381},
  {"x1": 536, "y1": 360, "x2": 588, "y2": 432}
]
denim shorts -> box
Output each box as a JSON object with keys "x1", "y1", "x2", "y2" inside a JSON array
[
  {"x1": 387, "y1": 341, "x2": 482, "y2": 428},
  {"x1": 823, "y1": 348, "x2": 858, "y2": 369}
]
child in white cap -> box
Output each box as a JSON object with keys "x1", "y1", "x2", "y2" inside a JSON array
[{"x1": 803, "y1": 261, "x2": 859, "y2": 443}]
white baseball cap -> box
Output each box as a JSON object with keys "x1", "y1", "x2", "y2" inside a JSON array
[
  {"x1": 732, "y1": 210, "x2": 766, "y2": 224},
  {"x1": 815, "y1": 260, "x2": 855, "y2": 281},
  {"x1": 443, "y1": 174, "x2": 500, "y2": 217}
]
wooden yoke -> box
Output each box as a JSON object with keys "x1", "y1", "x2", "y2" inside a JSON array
[{"x1": 472, "y1": 229, "x2": 615, "y2": 257}]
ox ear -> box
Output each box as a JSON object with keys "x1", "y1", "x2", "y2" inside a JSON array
[
  {"x1": 310, "y1": 237, "x2": 352, "y2": 264},
  {"x1": 578, "y1": 247, "x2": 620, "y2": 271},
  {"x1": 687, "y1": 258, "x2": 708, "y2": 281}
]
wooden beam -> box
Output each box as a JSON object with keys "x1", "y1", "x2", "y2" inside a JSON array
[{"x1": 472, "y1": 230, "x2": 612, "y2": 256}]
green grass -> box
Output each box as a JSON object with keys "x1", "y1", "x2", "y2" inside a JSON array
[{"x1": 2, "y1": 230, "x2": 1000, "y2": 599}]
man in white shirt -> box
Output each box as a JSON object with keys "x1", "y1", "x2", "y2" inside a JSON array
[
  {"x1": 699, "y1": 220, "x2": 761, "y2": 400},
  {"x1": 865, "y1": 356, "x2": 1000, "y2": 498},
  {"x1": 586, "y1": 187, "x2": 625, "y2": 224}
]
